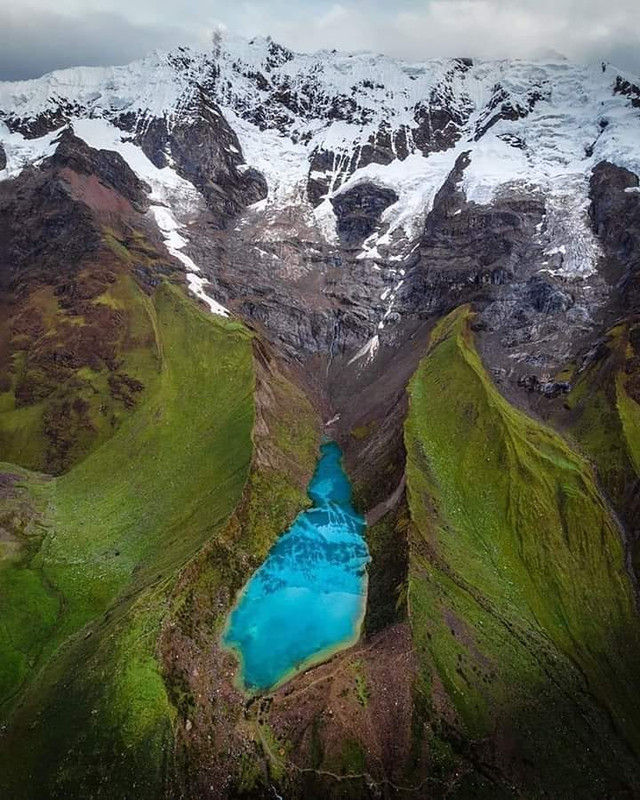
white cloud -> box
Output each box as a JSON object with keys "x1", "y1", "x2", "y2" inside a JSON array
[
  {"x1": 1, "y1": 0, "x2": 639, "y2": 80},
  {"x1": 258, "y1": 0, "x2": 640, "y2": 72},
  {"x1": 0, "y1": 5, "x2": 189, "y2": 80}
]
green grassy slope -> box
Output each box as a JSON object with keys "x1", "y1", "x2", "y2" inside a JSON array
[
  {"x1": 404, "y1": 306, "x2": 640, "y2": 797},
  {"x1": 0, "y1": 281, "x2": 255, "y2": 798},
  {"x1": 556, "y1": 321, "x2": 640, "y2": 571},
  {"x1": 162, "y1": 348, "x2": 322, "y2": 796}
]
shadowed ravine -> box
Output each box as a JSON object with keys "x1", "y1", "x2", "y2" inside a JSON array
[{"x1": 222, "y1": 441, "x2": 370, "y2": 693}]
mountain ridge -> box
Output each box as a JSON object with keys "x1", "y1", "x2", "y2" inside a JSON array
[{"x1": 2, "y1": 32, "x2": 638, "y2": 370}]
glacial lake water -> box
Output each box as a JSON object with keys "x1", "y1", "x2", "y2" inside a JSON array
[{"x1": 222, "y1": 441, "x2": 370, "y2": 693}]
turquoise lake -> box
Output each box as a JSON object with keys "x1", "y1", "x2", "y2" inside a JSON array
[{"x1": 222, "y1": 441, "x2": 370, "y2": 693}]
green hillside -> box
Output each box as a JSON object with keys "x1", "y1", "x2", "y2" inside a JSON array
[
  {"x1": 405, "y1": 306, "x2": 640, "y2": 797},
  {"x1": 0, "y1": 230, "x2": 179, "y2": 474},
  {"x1": 556, "y1": 321, "x2": 640, "y2": 572},
  {"x1": 0, "y1": 282, "x2": 256, "y2": 797}
]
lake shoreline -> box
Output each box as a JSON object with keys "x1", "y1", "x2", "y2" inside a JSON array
[
  {"x1": 222, "y1": 572, "x2": 369, "y2": 697},
  {"x1": 220, "y1": 441, "x2": 370, "y2": 694}
]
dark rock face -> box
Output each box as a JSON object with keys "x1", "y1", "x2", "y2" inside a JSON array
[
  {"x1": 0, "y1": 131, "x2": 184, "y2": 295},
  {"x1": 134, "y1": 100, "x2": 267, "y2": 226},
  {"x1": 523, "y1": 276, "x2": 574, "y2": 314},
  {"x1": 307, "y1": 147, "x2": 336, "y2": 206},
  {"x1": 45, "y1": 129, "x2": 150, "y2": 211},
  {"x1": 589, "y1": 160, "x2": 640, "y2": 310},
  {"x1": 412, "y1": 103, "x2": 465, "y2": 153},
  {"x1": 204, "y1": 148, "x2": 617, "y2": 400},
  {"x1": 614, "y1": 76, "x2": 640, "y2": 109},
  {"x1": 331, "y1": 184, "x2": 398, "y2": 247},
  {"x1": 360, "y1": 123, "x2": 404, "y2": 166},
  {"x1": 3, "y1": 83, "x2": 268, "y2": 228},
  {"x1": 518, "y1": 374, "x2": 571, "y2": 397},
  {"x1": 307, "y1": 138, "x2": 395, "y2": 206},
  {"x1": 474, "y1": 83, "x2": 546, "y2": 140},
  {"x1": 1, "y1": 105, "x2": 76, "y2": 138},
  {"x1": 0, "y1": 170, "x2": 100, "y2": 287},
  {"x1": 263, "y1": 39, "x2": 294, "y2": 69},
  {"x1": 412, "y1": 73, "x2": 473, "y2": 155},
  {"x1": 211, "y1": 219, "x2": 384, "y2": 362},
  {"x1": 407, "y1": 63, "x2": 475, "y2": 156},
  {"x1": 0, "y1": 143, "x2": 5, "y2": 171},
  {"x1": 400, "y1": 152, "x2": 545, "y2": 318},
  {"x1": 307, "y1": 132, "x2": 397, "y2": 208}
]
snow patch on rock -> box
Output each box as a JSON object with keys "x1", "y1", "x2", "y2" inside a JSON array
[
  {"x1": 0, "y1": 122, "x2": 61, "y2": 179},
  {"x1": 70, "y1": 118, "x2": 229, "y2": 316},
  {"x1": 348, "y1": 334, "x2": 380, "y2": 366}
]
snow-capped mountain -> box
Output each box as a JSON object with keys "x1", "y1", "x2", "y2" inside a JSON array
[
  {"x1": 2, "y1": 36, "x2": 639, "y2": 246},
  {"x1": 0, "y1": 34, "x2": 639, "y2": 372}
]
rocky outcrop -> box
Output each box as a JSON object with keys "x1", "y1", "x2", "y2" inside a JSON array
[
  {"x1": 590, "y1": 160, "x2": 640, "y2": 310},
  {"x1": 1, "y1": 105, "x2": 74, "y2": 138},
  {"x1": 0, "y1": 169, "x2": 100, "y2": 284},
  {"x1": 614, "y1": 76, "x2": 640, "y2": 109},
  {"x1": 135, "y1": 99, "x2": 267, "y2": 226},
  {"x1": 522, "y1": 275, "x2": 574, "y2": 314},
  {"x1": 473, "y1": 82, "x2": 546, "y2": 140},
  {"x1": 412, "y1": 101, "x2": 466, "y2": 153},
  {"x1": 0, "y1": 143, "x2": 5, "y2": 171},
  {"x1": 400, "y1": 152, "x2": 545, "y2": 318},
  {"x1": 412, "y1": 67, "x2": 474, "y2": 155},
  {"x1": 45, "y1": 128, "x2": 150, "y2": 211},
  {"x1": 518, "y1": 373, "x2": 571, "y2": 397},
  {"x1": 307, "y1": 136, "x2": 396, "y2": 207},
  {"x1": 331, "y1": 183, "x2": 398, "y2": 247}
]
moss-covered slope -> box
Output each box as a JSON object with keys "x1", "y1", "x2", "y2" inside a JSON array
[
  {"x1": 555, "y1": 320, "x2": 640, "y2": 572},
  {"x1": 405, "y1": 306, "x2": 640, "y2": 797},
  {"x1": 0, "y1": 282, "x2": 256, "y2": 798}
]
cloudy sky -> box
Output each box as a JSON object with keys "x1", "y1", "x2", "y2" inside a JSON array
[{"x1": 1, "y1": 0, "x2": 639, "y2": 81}]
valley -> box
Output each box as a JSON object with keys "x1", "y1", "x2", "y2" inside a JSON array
[{"x1": 0, "y1": 33, "x2": 639, "y2": 798}]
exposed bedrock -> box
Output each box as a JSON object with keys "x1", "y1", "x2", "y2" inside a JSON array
[
  {"x1": 401, "y1": 152, "x2": 545, "y2": 314},
  {"x1": 0, "y1": 167, "x2": 101, "y2": 286},
  {"x1": 331, "y1": 183, "x2": 399, "y2": 247},
  {"x1": 473, "y1": 81, "x2": 546, "y2": 140},
  {"x1": 614, "y1": 75, "x2": 640, "y2": 108},
  {"x1": 307, "y1": 138, "x2": 396, "y2": 207},
  {"x1": 48, "y1": 128, "x2": 151, "y2": 210},
  {"x1": 589, "y1": 160, "x2": 640, "y2": 312},
  {"x1": 134, "y1": 102, "x2": 267, "y2": 225}
]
